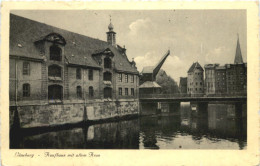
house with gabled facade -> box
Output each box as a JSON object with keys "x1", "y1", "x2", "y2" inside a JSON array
[{"x1": 187, "y1": 62, "x2": 204, "y2": 96}]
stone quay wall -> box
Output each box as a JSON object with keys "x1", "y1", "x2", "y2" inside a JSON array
[{"x1": 10, "y1": 99, "x2": 139, "y2": 129}]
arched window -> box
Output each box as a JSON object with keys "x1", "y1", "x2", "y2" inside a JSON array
[
  {"x1": 23, "y1": 83, "x2": 30, "y2": 97},
  {"x1": 76, "y1": 86, "x2": 82, "y2": 99},
  {"x1": 103, "y1": 71, "x2": 112, "y2": 81},
  {"x1": 48, "y1": 85, "x2": 63, "y2": 101},
  {"x1": 50, "y1": 45, "x2": 62, "y2": 61},
  {"x1": 48, "y1": 65, "x2": 62, "y2": 78},
  {"x1": 89, "y1": 86, "x2": 94, "y2": 98},
  {"x1": 104, "y1": 87, "x2": 112, "y2": 98},
  {"x1": 23, "y1": 62, "x2": 30, "y2": 75},
  {"x1": 104, "y1": 57, "x2": 112, "y2": 69}
]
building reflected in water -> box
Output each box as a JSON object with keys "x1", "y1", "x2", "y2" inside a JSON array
[{"x1": 12, "y1": 102, "x2": 246, "y2": 149}]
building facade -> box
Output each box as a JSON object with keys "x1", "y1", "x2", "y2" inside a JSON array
[
  {"x1": 225, "y1": 63, "x2": 247, "y2": 95},
  {"x1": 9, "y1": 14, "x2": 139, "y2": 128},
  {"x1": 187, "y1": 62, "x2": 204, "y2": 96},
  {"x1": 204, "y1": 64, "x2": 219, "y2": 95},
  {"x1": 215, "y1": 66, "x2": 227, "y2": 94},
  {"x1": 179, "y1": 77, "x2": 187, "y2": 94}
]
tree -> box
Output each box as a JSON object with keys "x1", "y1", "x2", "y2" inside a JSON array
[{"x1": 156, "y1": 70, "x2": 179, "y2": 94}]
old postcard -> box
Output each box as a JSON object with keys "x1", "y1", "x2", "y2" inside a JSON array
[{"x1": 1, "y1": 1, "x2": 259, "y2": 166}]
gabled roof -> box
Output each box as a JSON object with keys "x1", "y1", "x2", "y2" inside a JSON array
[
  {"x1": 139, "y1": 81, "x2": 161, "y2": 88},
  {"x1": 10, "y1": 14, "x2": 138, "y2": 74},
  {"x1": 187, "y1": 62, "x2": 203, "y2": 73}
]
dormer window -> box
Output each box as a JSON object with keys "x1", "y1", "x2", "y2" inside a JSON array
[
  {"x1": 50, "y1": 45, "x2": 62, "y2": 61},
  {"x1": 104, "y1": 57, "x2": 112, "y2": 69}
]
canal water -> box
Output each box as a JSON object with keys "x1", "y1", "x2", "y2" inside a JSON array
[{"x1": 11, "y1": 102, "x2": 247, "y2": 149}]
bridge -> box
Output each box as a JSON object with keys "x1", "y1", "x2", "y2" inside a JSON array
[
  {"x1": 139, "y1": 93, "x2": 247, "y2": 102},
  {"x1": 139, "y1": 93, "x2": 247, "y2": 117}
]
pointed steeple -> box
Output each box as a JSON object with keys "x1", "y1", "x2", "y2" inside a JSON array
[{"x1": 234, "y1": 34, "x2": 243, "y2": 64}]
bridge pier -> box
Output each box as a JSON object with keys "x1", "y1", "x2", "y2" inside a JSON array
[
  {"x1": 235, "y1": 102, "x2": 243, "y2": 119},
  {"x1": 190, "y1": 101, "x2": 208, "y2": 117},
  {"x1": 169, "y1": 102, "x2": 181, "y2": 114},
  {"x1": 140, "y1": 102, "x2": 158, "y2": 115}
]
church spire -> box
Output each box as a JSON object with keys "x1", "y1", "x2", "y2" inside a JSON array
[
  {"x1": 106, "y1": 15, "x2": 116, "y2": 46},
  {"x1": 234, "y1": 34, "x2": 243, "y2": 64}
]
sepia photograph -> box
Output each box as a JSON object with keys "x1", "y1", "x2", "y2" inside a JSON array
[{"x1": 8, "y1": 9, "x2": 248, "y2": 150}]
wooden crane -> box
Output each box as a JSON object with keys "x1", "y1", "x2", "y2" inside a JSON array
[{"x1": 140, "y1": 50, "x2": 170, "y2": 83}]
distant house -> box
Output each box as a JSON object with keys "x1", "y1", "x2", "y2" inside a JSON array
[
  {"x1": 9, "y1": 14, "x2": 139, "y2": 105},
  {"x1": 179, "y1": 77, "x2": 187, "y2": 94},
  {"x1": 187, "y1": 62, "x2": 204, "y2": 95}
]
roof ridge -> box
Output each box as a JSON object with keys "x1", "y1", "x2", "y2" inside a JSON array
[{"x1": 10, "y1": 13, "x2": 108, "y2": 44}]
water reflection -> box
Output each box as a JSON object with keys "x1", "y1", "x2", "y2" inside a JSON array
[{"x1": 11, "y1": 102, "x2": 247, "y2": 149}]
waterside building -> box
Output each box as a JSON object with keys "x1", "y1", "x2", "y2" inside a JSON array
[{"x1": 9, "y1": 14, "x2": 139, "y2": 128}]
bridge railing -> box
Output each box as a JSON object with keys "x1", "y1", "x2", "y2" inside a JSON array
[{"x1": 139, "y1": 93, "x2": 247, "y2": 99}]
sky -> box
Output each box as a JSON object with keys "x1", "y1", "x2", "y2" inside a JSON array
[{"x1": 11, "y1": 10, "x2": 247, "y2": 82}]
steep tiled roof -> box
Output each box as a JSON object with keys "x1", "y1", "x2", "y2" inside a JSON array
[
  {"x1": 187, "y1": 62, "x2": 203, "y2": 73},
  {"x1": 139, "y1": 81, "x2": 161, "y2": 88},
  {"x1": 10, "y1": 14, "x2": 139, "y2": 73}
]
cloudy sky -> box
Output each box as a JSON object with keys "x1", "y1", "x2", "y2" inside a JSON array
[{"x1": 11, "y1": 10, "x2": 247, "y2": 82}]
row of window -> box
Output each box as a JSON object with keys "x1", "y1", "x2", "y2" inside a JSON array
[
  {"x1": 76, "y1": 68, "x2": 93, "y2": 80},
  {"x1": 193, "y1": 77, "x2": 203, "y2": 80},
  {"x1": 217, "y1": 77, "x2": 225, "y2": 81},
  {"x1": 22, "y1": 61, "x2": 95, "y2": 81},
  {"x1": 227, "y1": 71, "x2": 245, "y2": 75},
  {"x1": 76, "y1": 86, "x2": 94, "y2": 99},
  {"x1": 23, "y1": 62, "x2": 133, "y2": 83},
  {"x1": 207, "y1": 82, "x2": 246, "y2": 88},
  {"x1": 188, "y1": 88, "x2": 202, "y2": 92},
  {"x1": 217, "y1": 73, "x2": 225, "y2": 76},
  {"x1": 205, "y1": 71, "x2": 246, "y2": 76},
  {"x1": 22, "y1": 84, "x2": 136, "y2": 98},
  {"x1": 22, "y1": 83, "x2": 95, "y2": 98},
  {"x1": 189, "y1": 82, "x2": 203, "y2": 86},
  {"x1": 194, "y1": 72, "x2": 202, "y2": 75},
  {"x1": 118, "y1": 88, "x2": 135, "y2": 96},
  {"x1": 118, "y1": 73, "x2": 134, "y2": 83}
]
